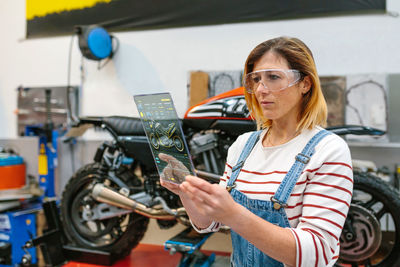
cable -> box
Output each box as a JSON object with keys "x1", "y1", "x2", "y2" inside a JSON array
[
  {"x1": 97, "y1": 58, "x2": 110, "y2": 70},
  {"x1": 96, "y1": 35, "x2": 120, "y2": 70},
  {"x1": 66, "y1": 34, "x2": 78, "y2": 173},
  {"x1": 66, "y1": 34, "x2": 79, "y2": 123}
]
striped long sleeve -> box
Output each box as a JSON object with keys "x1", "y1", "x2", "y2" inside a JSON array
[
  {"x1": 289, "y1": 136, "x2": 353, "y2": 267},
  {"x1": 194, "y1": 127, "x2": 353, "y2": 266}
]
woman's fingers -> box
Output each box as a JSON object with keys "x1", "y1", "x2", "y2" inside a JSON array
[
  {"x1": 161, "y1": 180, "x2": 174, "y2": 190},
  {"x1": 185, "y1": 175, "x2": 215, "y2": 193},
  {"x1": 181, "y1": 181, "x2": 225, "y2": 210},
  {"x1": 160, "y1": 172, "x2": 182, "y2": 195},
  {"x1": 182, "y1": 178, "x2": 218, "y2": 200},
  {"x1": 184, "y1": 189, "x2": 226, "y2": 221},
  {"x1": 181, "y1": 180, "x2": 236, "y2": 223},
  {"x1": 182, "y1": 182, "x2": 210, "y2": 201},
  {"x1": 163, "y1": 180, "x2": 179, "y2": 189}
]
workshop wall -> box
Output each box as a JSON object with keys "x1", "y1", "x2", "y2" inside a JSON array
[{"x1": 0, "y1": 0, "x2": 400, "y2": 140}]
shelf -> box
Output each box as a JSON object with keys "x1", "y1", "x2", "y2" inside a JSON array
[{"x1": 347, "y1": 142, "x2": 400, "y2": 148}]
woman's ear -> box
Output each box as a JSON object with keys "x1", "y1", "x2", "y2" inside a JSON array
[{"x1": 301, "y1": 76, "x2": 312, "y2": 95}]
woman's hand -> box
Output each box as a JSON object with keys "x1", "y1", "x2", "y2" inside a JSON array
[
  {"x1": 158, "y1": 156, "x2": 216, "y2": 229},
  {"x1": 180, "y1": 175, "x2": 240, "y2": 225},
  {"x1": 158, "y1": 153, "x2": 190, "y2": 195},
  {"x1": 160, "y1": 178, "x2": 182, "y2": 195},
  {"x1": 158, "y1": 155, "x2": 238, "y2": 227}
]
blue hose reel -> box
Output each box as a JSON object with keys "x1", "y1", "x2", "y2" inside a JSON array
[{"x1": 77, "y1": 25, "x2": 115, "y2": 61}]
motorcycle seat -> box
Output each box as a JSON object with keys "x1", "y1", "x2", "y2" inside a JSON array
[{"x1": 79, "y1": 116, "x2": 146, "y2": 136}]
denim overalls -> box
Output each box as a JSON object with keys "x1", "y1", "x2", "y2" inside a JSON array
[{"x1": 227, "y1": 129, "x2": 330, "y2": 267}]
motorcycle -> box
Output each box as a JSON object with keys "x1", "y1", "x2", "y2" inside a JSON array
[
  {"x1": 61, "y1": 87, "x2": 400, "y2": 266},
  {"x1": 148, "y1": 120, "x2": 184, "y2": 152}
]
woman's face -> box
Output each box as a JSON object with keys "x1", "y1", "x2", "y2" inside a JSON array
[{"x1": 252, "y1": 51, "x2": 308, "y2": 125}]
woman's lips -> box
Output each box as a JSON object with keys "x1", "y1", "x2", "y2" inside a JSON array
[{"x1": 260, "y1": 101, "x2": 274, "y2": 106}]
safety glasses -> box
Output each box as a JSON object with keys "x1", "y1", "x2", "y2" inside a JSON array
[{"x1": 244, "y1": 69, "x2": 301, "y2": 94}]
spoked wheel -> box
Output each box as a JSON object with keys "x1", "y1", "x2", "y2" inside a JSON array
[
  {"x1": 60, "y1": 163, "x2": 149, "y2": 258},
  {"x1": 150, "y1": 133, "x2": 159, "y2": 149},
  {"x1": 337, "y1": 171, "x2": 400, "y2": 266},
  {"x1": 173, "y1": 136, "x2": 184, "y2": 152}
]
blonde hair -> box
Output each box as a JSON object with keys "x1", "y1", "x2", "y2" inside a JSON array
[{"x1": 243, "y1": 37, "x2": 327, "y2": 131}]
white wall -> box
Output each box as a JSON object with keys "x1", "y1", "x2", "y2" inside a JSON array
[{"x1": 1, "y1": 0, "x2": 400, "y2": 138}]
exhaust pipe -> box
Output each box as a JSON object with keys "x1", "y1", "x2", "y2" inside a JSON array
[{"x1": 92, "y1": 184, "x2": 188, "y2": 224}]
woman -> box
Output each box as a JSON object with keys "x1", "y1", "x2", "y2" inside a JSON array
[{"x1": 161, "y1": 37, "x2": 353, "y2": 267}]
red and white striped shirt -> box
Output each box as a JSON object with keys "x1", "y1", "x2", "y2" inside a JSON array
[{"x1": 195, "y1": 126, "x2": 353, "y2": 267}]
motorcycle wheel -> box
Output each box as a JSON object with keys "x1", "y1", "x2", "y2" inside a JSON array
[
  {"x1": 60, "y1": 163, "x2": 149, "y2": 258},
  {"x1": 337, "y1": 171, "x2": 400, "y2": 267},
  {"x1": 150, "y1": 133, "x2": 159, "y2": 149},
  {"x1": 173, "y1": 136, "x2": 184, "y2": 152}
]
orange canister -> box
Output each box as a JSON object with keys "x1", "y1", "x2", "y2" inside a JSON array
[{"x1": 0, "y1": 153, "x2": 26, "y2": 190}]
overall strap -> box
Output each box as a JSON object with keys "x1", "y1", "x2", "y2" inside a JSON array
[
  {"x1": 226, "y1": 130, "x2": 262, "y2": 192},
  {"x1": 271, "y1": 129, "x2": 331, "y2": 210}
]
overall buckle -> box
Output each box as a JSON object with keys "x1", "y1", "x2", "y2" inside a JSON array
[
  {"x1": 232, "y1": 161, "x2": 244, "y2": 172},
  {"x1": 226, "y1": 183, "x2": 236, "y2": 193},
  {"x1": 270, "y1": 197, "x2": 288, "y2": 210},
  {"x1": 295, "y1": 153, "x2": 310, "y2": 164}
]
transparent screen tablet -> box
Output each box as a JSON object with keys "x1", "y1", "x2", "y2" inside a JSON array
[{"x1": 134, "y1": 93, "x2": 195, "y2": 184}]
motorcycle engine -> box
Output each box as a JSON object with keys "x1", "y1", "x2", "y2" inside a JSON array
[
  {"x1": 189, "y1": 132, "x2": 230, "y2": 175},
  {"x1": 190, "y1": 132, "x2": 218, "y2": 154}
]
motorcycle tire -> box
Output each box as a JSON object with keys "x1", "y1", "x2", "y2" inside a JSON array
[
  {"x1": 337, "y1": 171, "x2": 400, "y2": 267},
  {"x1": 60, "y1": 163, "x2": 149, "y2": 258}
]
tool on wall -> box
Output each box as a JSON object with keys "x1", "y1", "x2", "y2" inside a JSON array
[
  {"x1": 76, "y1": 25, "x2": 116, "y2": 61},
  {"x1": 74, "y1": 25, "x2": 119, "y2": 70}
]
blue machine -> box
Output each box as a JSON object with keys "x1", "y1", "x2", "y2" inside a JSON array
[
  {"x1": 0, "y1": 154, "x2": 24, "y2": 166},
  {"x1": 0, "y1": 88, "x2": 64, "y2": 266},
  {"x1": 0, "y1": 207, "x2": 38, "y2": 266},
  {"x1": 164, "y1": 228, "x2": 216, "y2": 267},
  {"x1": 0, "y1": 126, "x2": 60, "y2": 266},
  {"x1": 25, "y1": 126, "x2": 60, "y2": 198},
  {"x1": 23, "y1": 88, "x2": 65, "y2": 199}
]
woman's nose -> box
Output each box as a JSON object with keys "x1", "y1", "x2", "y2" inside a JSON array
[{"x1": 255, "y1": 81, "x2": 271, "y2": 94}]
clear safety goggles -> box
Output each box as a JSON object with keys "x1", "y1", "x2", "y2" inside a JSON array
[{"x1": 244, "y1": 69, "x2": 302, "y2": 94}]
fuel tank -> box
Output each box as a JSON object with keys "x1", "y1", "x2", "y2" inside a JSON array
[{"x1": 183, "y1": 87, "x2": 256, "y2": 134}]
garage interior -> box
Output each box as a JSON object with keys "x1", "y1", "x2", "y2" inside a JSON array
[{"x1": 1, "y1": 1, "x2": 400, "y2": 267}]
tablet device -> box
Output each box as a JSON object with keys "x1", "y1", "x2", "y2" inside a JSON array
[{"x1": 134, "y1": 93, "x2": 195, "y2": 184}]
